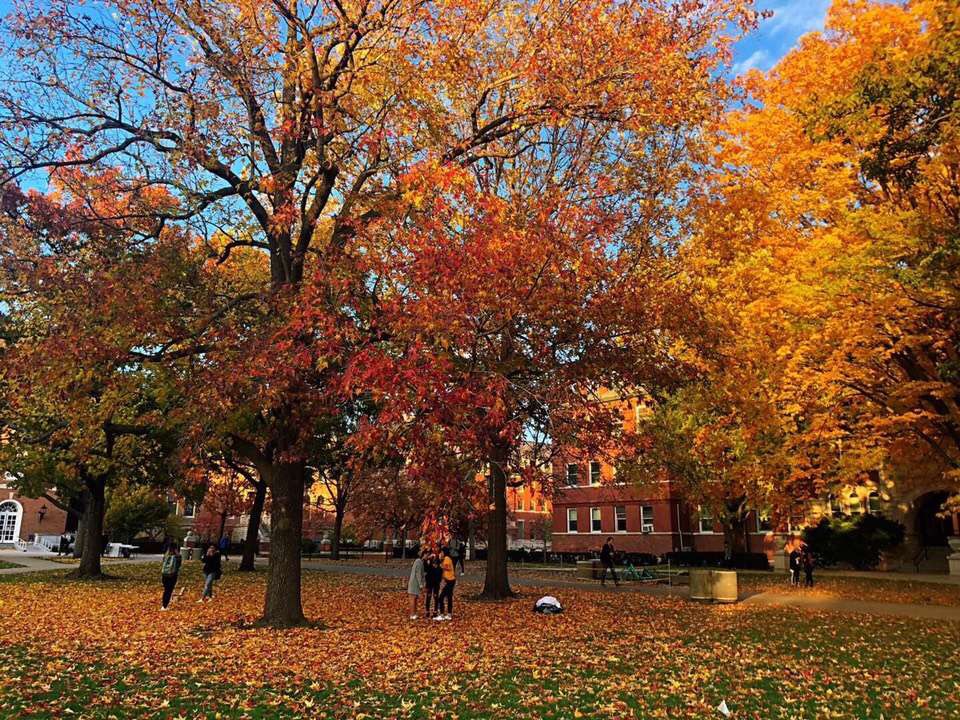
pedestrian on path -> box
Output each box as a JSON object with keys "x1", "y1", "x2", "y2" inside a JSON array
[
  {"x1": 408, "y1": 550, "x2": 426, "y2": 619},
  {"x1": 199, "y1": 545, "x2": 222, "y2": 602},
  {"x1": 160, "y1": 544, "x2": 182, "y2": 611},
  {"x1": 450, "y1": 536, "x2": 465, "y2": 576},
  {"x1": 600, "y1": 537, "x2": 620, "y2": 587},
  {"x1": 803, "y1": 547, "x2": 815, "y2": 588},
  {"x1": 435, "y1": 547, "x2": 456, "y2": 621},
  {"x1": 218, "y1": 534, "x2": 230, "y2": 562},
  {"x1": 789, "y1": 547, "x2": 802, "y2": 587}
]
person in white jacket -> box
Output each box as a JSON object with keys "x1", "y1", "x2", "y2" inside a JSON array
[{"x1": 407, "y1": 550, "x2": 427, "y2": 619}]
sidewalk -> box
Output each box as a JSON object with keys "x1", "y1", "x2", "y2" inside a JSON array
[
  {"x1": 0, "y1": 550, "x2": 160, "y2": 575},
  {"x1": 302, "y1": 561, "x2": 960, "y2": 622}
]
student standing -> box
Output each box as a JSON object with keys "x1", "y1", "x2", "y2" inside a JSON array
[
  {"x1": 802, "y1": 547, "x2": 815, "y2": 588},
  {"x1": 407, "y1": 551, "x2": 426, "y2": 619},
  {"x1": 435, "y1": 548, "x2": 456, "y2": 621},
  {"x1": 599, "y1": 537, "x2": 620, "y2": 587},
  {"x1": 789, "y1": 547, "x2": 802, "y2": 586},
  {"x1": 218, "y1": 534, "x2": 230, "y2": 562},
  {"x1": 160, "y1": 544, "x2": 182, "y2": 611},
  {"x1": 199, "y1": 545, "x2": 222, "y2": 602},
  {"x1": 424, "y1": 553, "x2": 443, "y2": 618}
]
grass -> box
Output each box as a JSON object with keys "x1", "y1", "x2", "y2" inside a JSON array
[
  {"x1": 0, "y1": 564, "x2": 958, "y2": 718},
  {"x1": 0, "y1": 560, "x2": 23, "y2": 570}
]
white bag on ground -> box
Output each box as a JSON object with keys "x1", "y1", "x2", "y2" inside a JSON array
[{"x1": 533, "y1": 595, "x2": 563, "y2": 614}]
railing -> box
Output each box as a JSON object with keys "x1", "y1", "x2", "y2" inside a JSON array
[
  {"x1": 912, "y1": 546, "x2": 928, "y2": 573},
  {"x1": 14, "y1": 538, "x2": 31, "y2": 552}
]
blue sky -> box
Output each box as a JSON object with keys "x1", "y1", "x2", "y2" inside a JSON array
[
  {"x1": 733, "y1": 0, "x2": 833, "y2": 75},
  {"x1": 0, "y1": 0, "x2": 831, "y2": 77}
]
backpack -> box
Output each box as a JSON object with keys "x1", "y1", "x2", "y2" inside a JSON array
[{"x1": 161, "y1": 553, "x2": 179, "y2": 577}]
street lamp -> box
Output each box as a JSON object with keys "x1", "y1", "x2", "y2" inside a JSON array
[{"x1": 37, "y1": 504, "x2": 47, "y2": 523}]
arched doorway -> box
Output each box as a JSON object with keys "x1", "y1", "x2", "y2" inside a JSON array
[
  {"x1": 0, "y1": 500, "x2": 23, "y2": 544},
  {"x1": 914, "y1": 491, "x2": 954, "y2": 547}
]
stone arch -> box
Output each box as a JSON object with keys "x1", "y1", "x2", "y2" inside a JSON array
[{"x1": 0, "y1": 499, "x2": 23, "y2": 544}]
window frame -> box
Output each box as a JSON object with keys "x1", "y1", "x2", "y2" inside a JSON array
[
  {"x1": 589, "y1": 461, "x2": 602, "y2": 486},
  {"x1": 641, "y1": 505, "x2": 654, "y2": 533},
  {"x1": 590, "y1": 507, "x2": 602, "y2": 533},
  {"x1": 565, "y1": 463, "x2": 580, "y2": 487},
  {"x1": 615, "y1": 505, "x2": 627, "y2": 533},
  {"x1": 697, "y1": 506, "x2": 714, "y2": 534},
  {"x1": 566, "y1": 508, "x2": 578, "y2": 533}
]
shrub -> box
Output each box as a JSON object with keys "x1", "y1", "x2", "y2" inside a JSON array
[{"x1": 802, "y1": 514, "x2": 905, "y2": 570}]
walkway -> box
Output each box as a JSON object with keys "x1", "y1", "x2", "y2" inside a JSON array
[
  {"x1": 0, "y1": 550, "x2": 161, "y2": 575},
  {"x1": 302, "y1": 561, "x2": 960, "y2": 622}
]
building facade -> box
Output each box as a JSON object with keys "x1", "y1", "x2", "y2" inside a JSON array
[{"x1": 0, "y1": 476, "x2": 70, "y2": 547}]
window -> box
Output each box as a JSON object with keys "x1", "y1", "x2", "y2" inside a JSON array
[
  {"x1": 615, "y1": 505, "x2": 627, "y2": 532},
  {"x1": 182, "y1": 500, "x2": 196, "y2": 518},
  {"x1": 517, "y1": 520, "x2": 525, "y2": 540},
  {"x1": 566, "y1": 464, "x2": 580, "y2": 486},
  {"x1": 868, "y1": 491, "x2": 883, "y2": 515},
  {"x1": 848, "y1": 492, "x2": 863, "y2": 515},
  {"x1": 590, "y1": 507, "x2": 602, "y2": 533},
  {"x1": 641, "y1": 506, "x2": 654, "y2": 533},
  {"x1": 589, "y1": 461, "x2": 602, "y2": 485},
  {"x1": 756, "y1": 510, "x2": 772, "y2": 532},
  {"x1": 698, "y1": 506, "x2": 713, "y2": 533},
  {"x1": 567, "y1": 508, "x2": 578, "y2": 533},
  {"x1": 828, "y1": 494, "x2": 843, "y2": 518}
]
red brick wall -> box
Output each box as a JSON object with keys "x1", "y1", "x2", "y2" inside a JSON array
[{"x1": 1, "y1": 488, "x2": 69, "y2": 541}]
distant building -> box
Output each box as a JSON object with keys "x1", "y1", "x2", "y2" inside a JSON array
[{"x1": 0, "y1": 475, "x2": 70, "y2": 549}]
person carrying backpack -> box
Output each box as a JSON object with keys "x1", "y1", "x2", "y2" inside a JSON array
[{"x1": 160, "y1": 544, "x2": 182, "y2": 611}]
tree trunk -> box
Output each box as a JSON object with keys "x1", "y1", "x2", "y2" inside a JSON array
[
  {"x1": 260, "y1": 462, "x2": 307, "y2": 627},
  {"x1": 239, "y1": 479, "x2": 266, "y2": 572},
  {"x1": 482, "y1": 442, "x2": 512, "y2": 599},
  {"x1": 70, "y1": 477, "x2": 106, "y2": 579},
  {"x1": 331, "y1": 505, "x2": 344, "y2": 561}
]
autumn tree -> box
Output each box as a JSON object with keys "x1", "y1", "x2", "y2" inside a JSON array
[
  {"x1": 681, "y1": 0, "x2": 960, "y2": 515},
  {"x1": 0, "y1": 0, "x2": 758, "y2": 620}
]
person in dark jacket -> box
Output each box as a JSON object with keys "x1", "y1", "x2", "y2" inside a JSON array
[
  {"x1": 424, "y1": 552, "x2": 443, "y2": 618},
  {"x1": 160, "y1": 544, "x2": 182, "y2": 611},
  {"x1": 199, "y1": 545, "x2": 222, "y2": 602},
  {"x1": 789, "y1": 547, "x2": 802, "y2": 586},
  {"x1": 802, "y1": 547, "x2": 815, "y2": 588},
  {"x1": 599, "y1": 537, "x2": 620, "y2": 587}
]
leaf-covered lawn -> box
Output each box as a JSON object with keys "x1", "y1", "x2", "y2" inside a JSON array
[
  {"x1": 737, "y1": 572, "x2": 960, "y2": 607},
  {"x1": 1, "y1": 565, "x2": 958, "y2": 719}
]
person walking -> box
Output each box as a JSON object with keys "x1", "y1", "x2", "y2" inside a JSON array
[
  {"x1": 599, "y1": 537, "x2": 620, "y2": 587},
  {"x1": 160, "y1": 544, "x2": 182, "y2": 611},
  {"x1": 424, "y1": 552, "x2": 443, "y2": 618},
  {"x1": 802, "y1": 547, "x2": 815, "y2": 588},
  {"x1": 435, "y1": 547, "x2": 457, "y2": 621},
  {"x1": 218, "y1": 533, "x2": 230, "y2": 562},
  {"x1": 450, "y1": 536, "x2": 465, "y2": 576},
  {"x1": 199, "y1": 545, "x2": 222, "y2": 602},
  {"x1": 407, "y1": 550, "x2": 426, "y2": 619},
  {"x1": 789, "y1": 546, "x2": 802, "y2": 587}
]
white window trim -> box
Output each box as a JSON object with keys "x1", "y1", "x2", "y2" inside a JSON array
[
  {"x1": 566, "y1": 463, "x2": 579, "y2": 487},
  {"x1": 590, "y1": 507, "x2": 602, "y2": 533},
  {"x1": 640, "y1": 505, "x2": 654, "y2": 533},
  {"x1": 589, "y1": 461, "x2": 602, "y2": 486},
  {"x1": 566, "y1": 508, "x2": 578, "y2": 533},
  {"x1": 697, "y1": 506, "x2": 714, "y2": 534},
  {"x1": 0, "y1": 499, "x2": 23, "y2": 544},
  {"x1": 614, "y1": 505, "x2": 627, "y2": 533}
]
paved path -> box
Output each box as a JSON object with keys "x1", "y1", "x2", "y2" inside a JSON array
[
  {"x1": 303, "y1": 561, "x2": 960, "y2": 622},
  {"x1": 0, "y1": 551, "x2": 161, "y2": 575}
]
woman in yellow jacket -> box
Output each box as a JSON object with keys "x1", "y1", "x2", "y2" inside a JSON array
[{"x1": 434, "y1": 547, "x2": 457, "y2": 621}]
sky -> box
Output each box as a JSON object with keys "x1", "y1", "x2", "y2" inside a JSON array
[
  {"x1": 0, "y1": 0, "x2": 831, "y2": 77},
  {"x1": 733, "y1": 0, "x2": 834, "y2": 75}
]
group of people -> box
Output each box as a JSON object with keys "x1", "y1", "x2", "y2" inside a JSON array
[
  {"x1": 789, "y1": 544, "x2": 815, "y2": 587},
  {"x1": 407, "y1": 544, "x2": 462, "y2": 621},
  {"x1": 159, "y1": 539, "x2": 225, "y2": 610}
]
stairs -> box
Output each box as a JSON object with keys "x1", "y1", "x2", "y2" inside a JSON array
[{"x1": 915, "y1": 546, "x2": 950, "y2": 574}]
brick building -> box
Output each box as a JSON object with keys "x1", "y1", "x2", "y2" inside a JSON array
[
  {"x1": 0, "y1": 475, "x2": 70, "y2": 548},
  {"x1": 506, "y1": 481, "x2": 551, "y2": 550}
]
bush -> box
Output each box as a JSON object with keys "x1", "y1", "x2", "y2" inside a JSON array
[{"x1": 802, "y1": 514, "x2": 905, "y2": 570}]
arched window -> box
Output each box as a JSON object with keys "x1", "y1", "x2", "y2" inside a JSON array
[{"x1": 0, "y1": 500, "x2": 23, "y2": 544}]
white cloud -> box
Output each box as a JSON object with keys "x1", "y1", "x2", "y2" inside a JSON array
[
  {"x1": 763, "y1": 0, "x2": 831, "y2": 36},
  {"x1": 733, "y1": 49, "x2": 771, "y2": 76}
]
